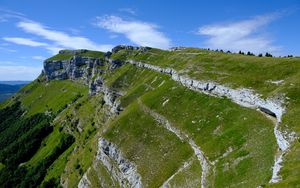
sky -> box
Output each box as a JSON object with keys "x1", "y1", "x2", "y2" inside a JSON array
[{"x1": 0, "y1": 0, "x2": 299, "y2": 81}]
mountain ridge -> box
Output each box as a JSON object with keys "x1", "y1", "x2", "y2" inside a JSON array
[{"x1": 0, "y1": 45, "x2": 299, "y2": 187}]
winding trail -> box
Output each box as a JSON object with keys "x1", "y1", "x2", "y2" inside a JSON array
[
  {"x1": 138, "y1": 99, "x2": 211, "y2": 188},
  {"x1": 160, "y1": 158, "x2": 193, "y2": 188},
  {"x1": 127, "y1": 59, "x2": 291, "y2": 184}
]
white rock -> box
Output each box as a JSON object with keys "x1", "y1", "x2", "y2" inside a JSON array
[{"x1": 97, "y1": 138, "x2": 143, "y2": 188}]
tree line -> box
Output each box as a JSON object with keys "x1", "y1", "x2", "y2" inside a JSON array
[{"x1": 205, "y1": 48, "x2": 294, "y2": 58}]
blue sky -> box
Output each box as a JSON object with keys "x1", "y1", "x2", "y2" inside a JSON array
[{"x1": 0, "y1": 0, "x2": 299, "y2": 80}]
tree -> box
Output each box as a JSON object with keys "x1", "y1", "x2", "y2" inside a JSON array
[
  {"x1": 258, "y1": 53, "x2": 263, "y2": 57},
  {"x1": 265, "y1": 52, "x2": 273, "y2": 57},
  {"x1": 246, "y1": 51, "x2": 255, "y2": 56}
]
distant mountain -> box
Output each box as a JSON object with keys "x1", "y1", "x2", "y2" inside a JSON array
[
  {"x1": 0, "y1": 82, "x2": 29, "y2": 102},
  {"x1": 0, "y1": 81, "x2": 30, "y2": 85}
]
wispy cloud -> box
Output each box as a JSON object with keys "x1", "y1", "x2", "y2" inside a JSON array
[
  {"x1": 0, "y1": 65, "x2": 42, "y2": 81},
  {"x1": 197, "y1": 14, "x2": 280, "y2": 54},
  {"x1": 3, "y1": 37, "x2": 47, "y2": 47},
  {"x1": 2, "y1": 37, "x2": 62, "y2": 54},
  {"x1": 1, "y1": 11, "x2": 114, "y2": 54},
  {"x1": 0, "y1": 8, "x2": 27, "y2": 22},
  {"x1": 95, "y1": 15, "x2": 171, "y2": 49},
  {"x1": 16, "y1": 21, "x2": 113, "y2": 53},
  {"x1": 119, "y1": 8, "x2": 137, "y2": 15}
]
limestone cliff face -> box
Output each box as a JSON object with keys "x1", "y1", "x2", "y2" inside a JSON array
[
  {"x1": 43, "y1": 47, "x2": 148, "y2": 115},
  {"x1": 43, "y1": 51, "x2": 105, "y2": 83},
  {"x1": 43, "y1": 47, "x2": 150, "y2": 82}
]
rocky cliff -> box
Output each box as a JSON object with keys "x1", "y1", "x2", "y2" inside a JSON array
[
  {"x1": 43, "y1": 50, "x2": 105, "y2": 82},
  {"x1": 33, "y1": 46, "x2": 300, "y2": 187}
]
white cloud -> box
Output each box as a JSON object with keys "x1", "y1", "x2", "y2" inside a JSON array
[
  {"x1": 32, "y1": 56, "x2": 46, "y2": 60},
  {"x1": 3, "y1": 19, "x2": 114, "y2": 54},
  {"x1": 3, "y1": 37, "x2": 47, "y2": 47},
  {"x1": 119, "y1": 8, "x2": 136, "y2": 15},
  {"x1": 0, "y1": 8, "x2": 25, "y2": 17},
  {"x1": 96, "y1": 15, "x2": 171, "y2": 49},
  {"x1": 0, "y1": 8, "x2": 27, "y2": 22},
  {"x1": 197, "y1": 14, "x2": 280, "y2": 54},
  {"x1": 2, "y1": 37, "x2": 60, "y2": 54},
  {"x1": 17, "y1": 21, "x2": 113, "y2": 52},
  {"x1": 0, "y1": 65, "x2": 42, "y2": 81}
]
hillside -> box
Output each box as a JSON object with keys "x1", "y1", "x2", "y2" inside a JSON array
[{"x1": 0, "y1": 46, "x2": 299, "y2": 188}]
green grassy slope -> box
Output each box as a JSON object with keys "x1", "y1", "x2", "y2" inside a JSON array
[
  {"x1": 0, "y1": 48, "x2": 299, "y2": 187},
  {"x1": 98, "y1": 63, "x2": 277, "y2": 187},
  {"x1": 111, "y1": 48, "x2": 300, "y2": 187}
]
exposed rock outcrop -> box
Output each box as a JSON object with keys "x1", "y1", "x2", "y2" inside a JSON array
[
  {"x1": 88, "y1": 76, "x2": 105, "y2": 96},
  {"x1": 112, "y1": 45, "x2": 151, "y2": 54},
  {"x1": 78, "y1": 168, "x2": 91, "y2": 188},
  {"x1": 43, "y1": 56, "x2": 104, "y2": 83},
  {"x1": 108, "y1": 59, "x2": 125, "y2": 69},
  {"x1": 89, "y1": 76, "x2": 122, "y2": 114},
  {"x1": 44, "y1": 50, "x2": 123, "y2": 115},
  {"x1": 96, "y1": 138, "x2": 143, "y2": 188},
  {"x1": 126, "y1": 59, "x2": 285, "y2": 122}
]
